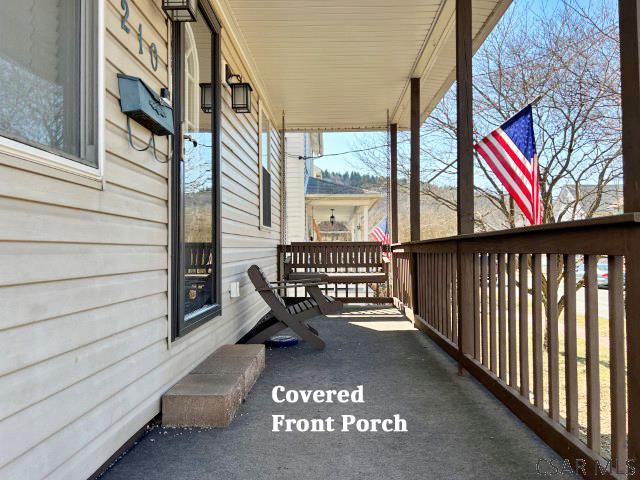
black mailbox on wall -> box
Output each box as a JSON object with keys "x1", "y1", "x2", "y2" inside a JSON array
[{"x1": 117, "y1": 74, "x2": 174, "y2": 136}]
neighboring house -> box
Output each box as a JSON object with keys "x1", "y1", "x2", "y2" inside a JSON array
[
  {"x1": 0, "y1": 1, "x2": 514, "y2": 479},
  {"x1": 285, "y1": 132, "x2": 322, "y2": 241},
  {"x1": 305, "y1": 175, "x2": 383, "y2": 241},
  {"x1": 554, "y1": 184, "x2": 623, "y2": 221}
]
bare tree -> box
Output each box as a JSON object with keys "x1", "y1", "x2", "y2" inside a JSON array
[{"x1": 353, "y1": 0, "x2": 621, "y2": 235}]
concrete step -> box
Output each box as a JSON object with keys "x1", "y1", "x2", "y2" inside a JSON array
[{"x1": 161, "y1": 344, "x2": 265, "y2": 427}]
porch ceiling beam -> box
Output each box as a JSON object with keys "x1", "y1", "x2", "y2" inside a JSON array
[{"x1": 410, "y1": 78, "x2": 421, "y2": 242}]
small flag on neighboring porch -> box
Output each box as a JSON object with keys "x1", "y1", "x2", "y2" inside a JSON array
[
  {"x1": 370, "y1": 217, "x2": 391, "y2": 245},
  {"x1": 474, "y1": 105, "x2": 543, "y2": 225}
]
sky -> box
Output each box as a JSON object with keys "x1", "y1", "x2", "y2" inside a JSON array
[{"x1": 314, "y1": 132, "x2": 383, "y2": 174}]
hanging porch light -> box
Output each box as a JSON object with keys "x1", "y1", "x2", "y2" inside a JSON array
[
  {"x1": 162, "y1": 0, "x2": 197, "y2": 22},
  {"x1": 226, "y1": 65, "x2": 253, "y2": 113},
  {"x1": 330, "y1": 209, "x2": 336, "y2": 226},
  {"x1": 199, "y1": 83, "x2": 212, "y2": 113}
]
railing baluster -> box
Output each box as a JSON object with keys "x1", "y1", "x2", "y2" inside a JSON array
[
  {"x1": 508, "y1": 253, "x2": 517, "y2": 388},
  {"x1": 608, "y1": 255, "x2": 627, "y2": 473},
  {"x1": 430, "y1": 253, "x2": 435, "y2": 326},
  {"x1": 437, "y1": 253, "x2": 443, "y2": 333},
  {"x1": 425, "y1": 253, "x2": 435, "y2": 328},
  {"x1": 445, "y1": 252, "x2": 452, "y2": 340},
  {"x1": 418, "y1": 253, "x2": 424, "y2": 321},
  {"x1": 481, "y1": 253, "x2": 488, "y2": 366},
  {"x1": 451, "y1": 252, "x2": 458, "y2": 344},
  {"x1": 489, "y1": 253, "x2": 497, "y2": 374},
  {"x1": 546, "y1": 254, "x2": 560, "y2": 422},
  {"x1": 435, "y1": 253, "x2": 440, "y2": 332},
  {"x1": 420, "y1": 253, "x2": 425, "y2": 319},
  {"x1": 532, "y1": 253, "x2": 543, "y2": 409},
  {"x1": 474, "y1": 253, "x2": 481, "y2": 360},
  {"x1": 564, "y1": 254, "x2": 579, "y2": 435},
  {"x1": 424, "y1": 253, "x2": 429, "y2": 324},
  {"x1": 519, "y1": 253, "x2": 530, "y2": 400},
  {"x1": 585, "y1": 254, "x2": 601, "y2": 454},
  {"x1": 497, "y1": 253, "x2": 507, "y2": 382}
]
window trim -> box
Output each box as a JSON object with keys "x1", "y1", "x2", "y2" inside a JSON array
[
  {"x1": 258, "y1": 101, "x2": 273, "y2": 229},
  {"x1": 170, "y1": 1, "x2": 222, "y2": 340},
  {"x1": 0, "y1": 0, "x2": 104, "y2": 183}
]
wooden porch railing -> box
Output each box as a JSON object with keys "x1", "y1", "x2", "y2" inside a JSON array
[
  {"x1": 277, "y1": 241, "x2": 392, "y2": 303},
  {"x1": 392, "y1": 214, "x2": 640, "y2": 479}
]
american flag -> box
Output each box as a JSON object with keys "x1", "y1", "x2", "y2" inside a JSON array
[
  {"x1": 370, "y1": 217, "x2": 391, "y2": 245},
  {"x1": 474, "y1": 105, "x2": 543, "y2": 225}
]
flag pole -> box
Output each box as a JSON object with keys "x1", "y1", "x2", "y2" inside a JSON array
[{"x1": 529, "y1": 95, "x2": 544, "y2": 107}]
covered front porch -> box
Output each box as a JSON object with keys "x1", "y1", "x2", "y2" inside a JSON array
[
  {"x1": 101, "y1": 306, "x2": 565, "y2": 480},
  {"x1": 119, "y1": 0, "x2": 638, "y2": 476}
]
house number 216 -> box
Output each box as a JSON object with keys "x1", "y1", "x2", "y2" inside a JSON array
[{"x1": 120, "y1": 0, "x2": 159, "y2": 72}]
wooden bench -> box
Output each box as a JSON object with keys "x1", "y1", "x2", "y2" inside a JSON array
[
  {"x1": 278, "y1": 242, "x2": 392, "y2": 303},
  {"x1": 281, "y1": 241, "x2": 390, "y2": 284}
]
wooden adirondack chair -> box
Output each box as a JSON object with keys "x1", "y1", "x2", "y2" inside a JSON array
[{"x1": 241, "y1": 265, "x2": 343, "y2": 350}]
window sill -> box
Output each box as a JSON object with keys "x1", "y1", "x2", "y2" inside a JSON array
[
  {"x1": 171, "y1": 304, "x2": 223, "y2": 348},
  {"x1": 0, "y1": 136, "x2": 103, "y2": 190}
]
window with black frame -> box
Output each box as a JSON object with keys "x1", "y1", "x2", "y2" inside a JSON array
[
  {"x1": 172, "y1": 2, "x2": 221, "y2": 337},
  {"x1": 0, "y1": 0, "x2": 98, "y2": 167}
]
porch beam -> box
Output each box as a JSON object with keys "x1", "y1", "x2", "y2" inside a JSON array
[
  {"x1": 390, "y1": 123, "x2": 399, "y2": 243},
  {"x1": 456, "y1": 0, "x2": 475, "y2": 360},
  {"x1": 410, "y1": 78, "x2": 421, "y2": 242},
  {"x1": 619, "y1": 0, "x2": 640, "y2": 468}
]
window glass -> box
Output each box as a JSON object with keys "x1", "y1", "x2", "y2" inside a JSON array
[
  {"x1": 0, "y1": 0, "x2": 96, "y2": 166},
  {"x1": 261, "y1": 111, "x2": 270, "y2": 170},
  {"x1": 183, "y1": 12, "x2": 215, "y2": 318},
  {"x1": 260, "y1": 110, "x2": 272, "y2": 227}
]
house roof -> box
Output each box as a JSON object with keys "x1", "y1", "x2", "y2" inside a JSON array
[
  {"x1": 219, "y1": 0, "x2": 511, "y2": 131},
  {"x1": 305, "y1": 177, "x2": 378, "y2": 196}
]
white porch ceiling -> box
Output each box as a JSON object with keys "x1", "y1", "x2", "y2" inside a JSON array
[{"x1": 222, "y1": 0, "x2": 510, "y2": 131}]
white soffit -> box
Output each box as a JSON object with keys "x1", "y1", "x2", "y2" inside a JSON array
[{"x1": 223, "y1": 0, "x2": 511, "y2": 131}]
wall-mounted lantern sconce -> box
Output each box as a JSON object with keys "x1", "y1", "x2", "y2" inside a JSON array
[
  {"x1": 226, "y1": 64, "x2": 253, "y2": 113},
  {"x1": 199, "y1": 83, "x2": 212, "y2": 113},
  {"x1": 162, "y1": 0, "x2": 197, "y2": 22},
  {"x1": 329, "y1": 209, "x2": 335, "y2": 226}
]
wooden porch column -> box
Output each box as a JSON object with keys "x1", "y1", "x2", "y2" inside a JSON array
[
  {"x1": 390, "y1": 123, "x2": 399, "y2": 243},
  {"x1": 621, "y1": 0, "x2": 640, "y2": 213},
  {"x1": 456, "y1": 0, "x2": 474, "y2": 359},
  {"x1": 410, "y1": 78, "x2": 421, "y2": 242},
  {"x1": 619, "y1": 0, "x2": 640, "y2": 468}
]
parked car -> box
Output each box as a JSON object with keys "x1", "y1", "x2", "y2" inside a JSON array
[{"x1": 575, "y1": 262, "x2": 609, "y2": 289}]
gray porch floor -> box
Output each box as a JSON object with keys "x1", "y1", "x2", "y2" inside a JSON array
[{"x1": 101, "y1": 306, "x2": 571, "y2": 480}]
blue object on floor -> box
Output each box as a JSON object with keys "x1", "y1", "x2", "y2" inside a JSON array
[{"x1": 265, "y1": 335, "x2": 299, "y2": 348}]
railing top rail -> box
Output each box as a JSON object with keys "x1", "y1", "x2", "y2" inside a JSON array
[
  {"x1": 283, "y1": 241, "x2": 385, "y2": 246},
  {"x1": 391, "y1": 213, "x2": 640, "y2": 249}
]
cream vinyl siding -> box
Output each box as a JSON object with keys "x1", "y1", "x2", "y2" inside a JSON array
[
  {"x1": 284, "y1": 132, "x2": 307, "y2": 241},
  {"x1": 0, "y1": 1, "x2": 281, "y2": 479}
]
